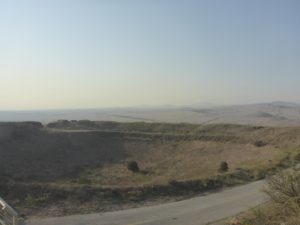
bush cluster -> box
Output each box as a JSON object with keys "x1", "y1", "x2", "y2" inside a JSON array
[
  {"x1": 127, "y1": 161, "x2": 140, "y2": 173},
  {"x1": 219, "y1": 161, "x2": 229, "y2": 173},
  {"x1": 238, "y1": 170, "x2": 300, "y2": 225}
]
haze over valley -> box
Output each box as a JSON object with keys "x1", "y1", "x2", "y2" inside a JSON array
[{"x1": 1, "y1": 102, "x2": 300, "y2": 126}]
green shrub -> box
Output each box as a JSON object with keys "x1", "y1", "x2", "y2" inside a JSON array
[
  {"x1": 254, "y1": 140, "x2": 266, "y2": 147},
  {"x1": 265, "y1": 170, "x2": 300, "y2": 210},
  {"x1": 127, "y1": 161, "x2": 139, "y2": 173},
  {"x1": 25, "y1": 194, "x2": 36, "y2": 207},
  {"x1": 218, "y1": 161, "x2": 229, "y2": 173},
  {"x1": 240, "y1": 170, "x2": 300, "y2": 225}
]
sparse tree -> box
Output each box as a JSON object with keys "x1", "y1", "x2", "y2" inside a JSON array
[
  {"x1": 219, "y1": 161, "x2": 229, "y2": 173},
  {"x1": 127, "y1": 161, "x2": 139, "y2": 173},
  {"x1": 254, "y1": 140, "x2": 266, "y2": 147}
]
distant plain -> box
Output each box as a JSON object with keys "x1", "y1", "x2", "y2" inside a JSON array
[{"x1": 1, "y1": 102, "x2": 300, "y2": 126}]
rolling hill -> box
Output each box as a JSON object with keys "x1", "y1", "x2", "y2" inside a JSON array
[
  {"x1": 1, "y1": 102, "x2": 300, "y2": 126},
  {"x1": 1, "y1": 121, "x2": 300, "y2": 217}
]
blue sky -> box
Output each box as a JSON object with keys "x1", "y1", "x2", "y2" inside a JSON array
[{"x1": 1, "y1": 0, "x2": 300, "y2": 109}]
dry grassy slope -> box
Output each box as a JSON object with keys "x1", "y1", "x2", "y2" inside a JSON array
[
  {"x1": 91, "y1": 140, "x2": 277, "y2": 187},
  {"x1": 48, "y1": 122, "x2": 300, "y2": 187},
  {"x1": 1, "y1": 122, "x2": 300, "y2": 188}
]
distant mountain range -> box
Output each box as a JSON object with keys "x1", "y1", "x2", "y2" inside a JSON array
[{"x1": 1, "y1": 102, "x2": 300, "y2": 126}]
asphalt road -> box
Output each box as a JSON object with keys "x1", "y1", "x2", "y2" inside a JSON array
[{"x1": 26, "y1": 180, "x2": 267, "y2": 225}]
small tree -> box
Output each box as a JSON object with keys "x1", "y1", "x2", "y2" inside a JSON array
[
  {"x1": 254, "y1": 140, "x2": 266, "y2": 147},
  {"x1": 219, "y1": 161, "x2": 229, "y2": 173},
  {"x1": 127, "y1": 161, "x2": 139, "y2": 173}
]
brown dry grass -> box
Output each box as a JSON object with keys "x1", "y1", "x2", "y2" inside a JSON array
[
  {"x1": 75, "y1": 139, "x2": 280, "y2": 187},
  {"x1": 43, "y1": 124, "x2": 300, "y2": 188},
  {"x1": 3, "y1": 122, "x2": 300, "y2": 189},
  {"x1": 4, "y1": 122, "x2": 300, "y2": 218}
]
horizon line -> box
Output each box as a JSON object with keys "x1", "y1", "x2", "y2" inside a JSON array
[{"x1": 0, "y1": 101, "x2": 299, "y2": 112}]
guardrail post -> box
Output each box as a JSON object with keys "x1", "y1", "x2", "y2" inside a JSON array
[{"x1": 0, "y1": 197, "x2": 19, "y2": 225}]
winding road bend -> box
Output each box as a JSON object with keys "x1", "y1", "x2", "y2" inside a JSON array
[{"x1": 27, "y1": 180, "x2": 267, "y2": 225}]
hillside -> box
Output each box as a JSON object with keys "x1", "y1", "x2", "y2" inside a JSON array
[
  {"x1": 1, "y1": 121, "x2": 300, "y2": 217},
  {"x1": 0, "y1": 121, "x2": 294, "y2": 183}
]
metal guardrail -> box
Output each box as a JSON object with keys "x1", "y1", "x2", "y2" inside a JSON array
[{"x1": 0, "y1": 197, "x2": 18, "y2": 225}]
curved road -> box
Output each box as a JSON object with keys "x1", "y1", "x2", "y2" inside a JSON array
[{"x1": 27, "y1": 180, "x2": 267, "y2": 225}]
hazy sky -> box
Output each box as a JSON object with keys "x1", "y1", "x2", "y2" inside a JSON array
[{"x1": 1, "y1": 0, "x2": 300, "y2": 110}]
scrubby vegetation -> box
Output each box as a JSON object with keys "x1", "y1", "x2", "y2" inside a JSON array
[
  {"x1": 127, "y1": 161, "x2": 139, "y2": 173},
  {"x1": 219, "y1": 161, "x2": 229, "y2": 173},
  {"x1": 254, "y1": 140, "x2": 266, "y2": 147},
  {"x1": 231, "y1": 169, "x2": 300, "y2": 225},
  {"x1": 1, "y1": 121, "x2": 300, "y2": 217}
]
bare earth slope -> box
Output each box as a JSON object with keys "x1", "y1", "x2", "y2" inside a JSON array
[{"x1": 26, "y1": 180, "x2": 267, "y2": 225}]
